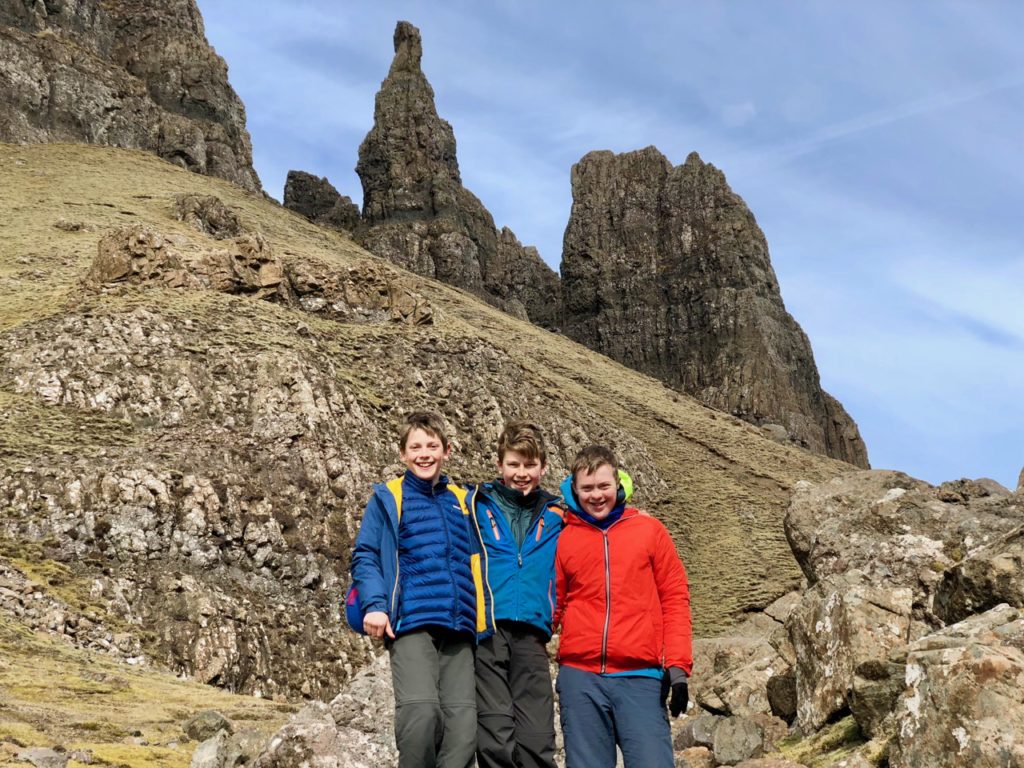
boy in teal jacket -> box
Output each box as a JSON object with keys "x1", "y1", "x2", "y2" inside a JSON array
[{"x1": 471, "y1": 421, "x2": 563, "y2": 768}]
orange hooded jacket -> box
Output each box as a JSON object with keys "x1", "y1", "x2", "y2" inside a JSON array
[{"x1": 553, "y1": 506, "x2": 693, "y2": 675}]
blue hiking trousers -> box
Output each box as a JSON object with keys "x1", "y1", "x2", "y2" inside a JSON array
[{"x1": 556, "y1": 664, "x2": 673, "y2": 768}]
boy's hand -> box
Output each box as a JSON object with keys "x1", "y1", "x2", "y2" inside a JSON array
[
  {"x1": 668, "y1": 667, "x2": 689, "y2": 717},
  {"x1": 363, "y1": 610, "x2": 395, "y2": 640}
]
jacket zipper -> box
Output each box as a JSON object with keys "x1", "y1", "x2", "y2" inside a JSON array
[
  {"x1": 535, "y1": 517, "x2": 545, "y2": 541},
  {"x1": 470, "y1": 487, "x2": 496, "y2": 631},
  {"x1": 578, "y1": 513, "x2": 630, "y2": 673},
  {"x1": 600, "y1": 530, "x2": 611, "y2": 672}
]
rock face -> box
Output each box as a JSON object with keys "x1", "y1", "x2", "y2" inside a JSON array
[
  {"x1": 354, "y1": 21, "x2": 561, "y2": 328},
  {"x1": 560, "y1": 147, "x2": 867, "y2": 467},
  {"x1": 283, "y1": 171, "x2": 361, "y2": 233},
  {"x1": 0, "y1": 0, "x2": 260, "y2": 191}
]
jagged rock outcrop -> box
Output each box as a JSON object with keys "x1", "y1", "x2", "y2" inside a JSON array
[
  {"x1": 560, "y1": 147, "x2": 867, "y2": 467},
  {"x1": 354, "y1": 21, "x2": 561, "y2": 328},
  {"x1": 283, "y1": 171, "x2": 360, "y2": 234},
  {"x1": 0, "y1": 0, "x2": 260, "y2": 191}
]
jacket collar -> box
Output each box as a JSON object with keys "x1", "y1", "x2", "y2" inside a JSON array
[{"x1": 403, "y1": 469, "x2": 451, "y2": 495}]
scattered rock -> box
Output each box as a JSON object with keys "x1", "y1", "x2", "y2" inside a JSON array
[
  {"x1": 184, "y1": 710, "x2": 234, "y2": 742},
  {"x1": 283, "y1": 171, "x2": 360, "y2": 234}
]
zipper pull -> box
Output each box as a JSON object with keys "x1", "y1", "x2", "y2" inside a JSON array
[
  {"x1": 518, "y1": 553, "x2": 523, "y2": 567},
  {"x1": 486, "y1": 509, "x2": 501, "y2": 540}
]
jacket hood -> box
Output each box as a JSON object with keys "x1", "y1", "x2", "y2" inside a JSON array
[{"x1": 559, "y1": 470, "x2": 634, "y2": 515}]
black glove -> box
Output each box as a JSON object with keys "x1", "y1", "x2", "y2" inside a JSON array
[{"x1": 667, "y1": 666, "x2": 689, "y2": 717}]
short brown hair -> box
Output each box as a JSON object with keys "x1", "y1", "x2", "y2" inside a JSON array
[
  {"x1": 497, "y1": 421, "x2": 548, "y2": 465},
  {"x1": 399, "y1": 411, "x2": 449, "y2": 450},
  {"x1": 570, "y1": 444, "x2": 618, "y2": 481}
]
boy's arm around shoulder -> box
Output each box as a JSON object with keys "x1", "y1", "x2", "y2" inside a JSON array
[
  {"x1": 650, "y1": 518, "x2": 693, "y2": 675},
  {"x1": 350, "y1": 488, "x2": 391, "y2": 616}
]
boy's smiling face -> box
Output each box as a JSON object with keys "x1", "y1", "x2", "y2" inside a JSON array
[
  {"x1": 400, "y1": 427, "x2": 451, "y2": 484},
  {"x1": 498, "y1": 449, "x2": 546, "y2": 495},
  {"x1": 573, "y1": 463, "x2": 618, "y2": 520}
]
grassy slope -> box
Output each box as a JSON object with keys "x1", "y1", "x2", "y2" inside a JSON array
[
  {"x1": 0, "y1": 142, "x2": 851, "y2": 632},
  {"x1": 0, "y1": 615, "x2": 294, "y2": 768}
]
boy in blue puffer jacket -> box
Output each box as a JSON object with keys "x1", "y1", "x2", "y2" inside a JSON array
[
  {"x1": 350, "y1": 411, "x2": 493, "y2": 768},
  {"x1": 468, "y1": 422, "x2": 563, "y2": 768}
]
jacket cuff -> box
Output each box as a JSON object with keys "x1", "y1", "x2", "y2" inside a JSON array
[{"x1": 668, "y1": 666, "x2": 689, "y2": 685}]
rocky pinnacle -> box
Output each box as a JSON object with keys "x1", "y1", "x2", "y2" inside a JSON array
[
  {"x1": 354, "y1": 21, "x2": 562, "y2": 328},
  {"x1": 561, "y1": 147, "x2": 868, "y2": 467}
]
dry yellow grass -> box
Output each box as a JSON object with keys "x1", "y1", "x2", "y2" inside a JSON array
[{"x1": 0, "y1": 616, "x2": 294, "y2": 767}]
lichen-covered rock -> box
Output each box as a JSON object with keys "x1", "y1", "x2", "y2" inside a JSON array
[
  {"x1": 354, "y1": 21, "x2": 559, "y2": 327},
  {"x1": 0, "y1": 0, "x2": 260, "y2": 191},
  {"x1": 889, "y1": 605, "x2": 1024, "y2": 768},
  {"x1": 785, "y1": 471, "x2": 1024, "y2": 620},
  {"x1": 786, "y1": 571, "x2": 914, "y2": 733},
  {"x1": 560, "y1": 147, "x2": 868, "y2": 467},
  {"x1": 935, "y1": 525, "x2": 1024, "y2": 624},
  {"x1": 283, "y1": 171, "x2": 360, "y2": 234}
]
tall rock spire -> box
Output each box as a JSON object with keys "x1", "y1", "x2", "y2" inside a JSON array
[
  {"x1": 561, "y1": 147, "x2": 868, "y2": 467},
  {"x1": 355, "y1": 21, "x2": 561, "y2": 328}
]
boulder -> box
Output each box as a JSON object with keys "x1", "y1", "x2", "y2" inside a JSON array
[
  {"x1": 889, "y1": 605, "x2": 1024, "y2": 767},
  {"x1": 713, "y1": 716, "x2": 767, "y2": 765},
  {"x1": 935, "y1": 525, "x2": 1024, "y2": 624},
  {"x1": 175, "y1": 194, "x2": 244, "y2": 239},
  {"x1": 785, "y1": 471, "x2": 1023, "y2": 620},
  {"x1": 675, "y1": 713, "x2": 724, "y2": 750},
  {"x1": 183, "y1": 709, "x2": 233, "y2": 742},
  {"x1": 786, "y1": 570, "x2": 914, "y2": 733}
]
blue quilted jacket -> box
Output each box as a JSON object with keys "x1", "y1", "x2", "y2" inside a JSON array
[{"x1": 350, "y1": 471, "x2": 494, "y2": 638}]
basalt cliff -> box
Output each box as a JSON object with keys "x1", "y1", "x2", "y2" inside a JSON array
[
  {"x1": 561, "y1": 148, "x2": 868, "y2": 467},
  {"x1": 285, "y1": 22, "x2": 867, "y2": 468},
  {"x1": 0, "y1": 0, "x2": 260, "y2": 191}
]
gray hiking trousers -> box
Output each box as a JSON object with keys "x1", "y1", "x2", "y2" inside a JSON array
[{"x1": 389, "y1": 627, "x2": 476, "y2": 768}]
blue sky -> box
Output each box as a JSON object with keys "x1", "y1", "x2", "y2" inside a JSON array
[{"x1": 198, "y1": 1, "x2": 1023, "y2": 489}]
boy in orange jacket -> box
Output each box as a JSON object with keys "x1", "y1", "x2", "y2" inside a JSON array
[{"x1": 553, "y1": 445, "x2": 692, "y2": 768}]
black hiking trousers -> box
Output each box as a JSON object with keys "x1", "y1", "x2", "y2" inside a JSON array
[{"x1": 475, "y1": 621, "x2": 557, "y2": 768}]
